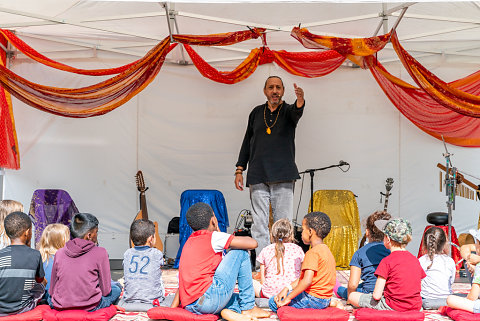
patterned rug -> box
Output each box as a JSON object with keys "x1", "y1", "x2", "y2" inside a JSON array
[{"x1": 110, "y1": 269, "x2": 471, "y2": 321}]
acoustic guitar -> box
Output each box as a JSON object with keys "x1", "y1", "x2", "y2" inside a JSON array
[{"x1": 130, "y1": 170, "x2": 163, "y2": 251}]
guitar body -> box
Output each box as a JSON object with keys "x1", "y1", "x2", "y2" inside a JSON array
[
  {"x1": 130, "y1": 171, "x2": 163, "y2": 252},
  {"x1": 130, "y1": 210, "x2": 163, "y2": 251}
]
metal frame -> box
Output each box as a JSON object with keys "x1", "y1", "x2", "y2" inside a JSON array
[{"x1": 0, "y1": 2, "x2": 478, "y2": 65}]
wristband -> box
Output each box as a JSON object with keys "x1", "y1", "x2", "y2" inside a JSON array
[{"x1": 287, "y1": 284, "x2": 293, "y2": 291}]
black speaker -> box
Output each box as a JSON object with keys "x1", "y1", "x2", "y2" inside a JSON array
[{"x1": 294, "y1": 226, "x2": 310, "y2": 253}]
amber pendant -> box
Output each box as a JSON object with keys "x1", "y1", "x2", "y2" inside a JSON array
[{"x1": 266, "y1": 127, "x2": 271, "y2": 134}]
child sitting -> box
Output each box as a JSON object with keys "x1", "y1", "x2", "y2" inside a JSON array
[
  {"x1": 119, "y1": 219, "x2": 166, "y2": 310},
  {"x1": 269, "y1": 212, "x2": 342, "y2": 312},
  {"x1": 447, "y1": 228, "x2": 480, "y2": 313},
  {"x1": 0, "y1": 200, "x2": 24, "y2": 249},
  {"x1": 0, "y1": 212, "x2": 45, "y2": 316},
  {"x1": 419, "y1": 227, "x2": 455, "y2": 309},
  {"x1": 49, "y1": 213, "x2": 121, "y2": 311},
  {"x1": 171, "y1": 202, "x2": 269, "y2": 321},
  {"x1": 254, "y1": 219, "x2": 304, "y2": 299},
  {"x1": 37, "y1": 223, "x2": 70, "y2": 301},
  {"x1": 335, "y1": 211, "x2": 391, "y2": 300},
  {"x1": 349, "y1": 218, "x2": 426, "y2": 311}
]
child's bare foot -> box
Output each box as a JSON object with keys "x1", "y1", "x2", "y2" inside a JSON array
[
  {"x1": 242, "y1": 306, "x2": 270, "y2": 318},
  {"x1": 221, "y1": 309, "x2": 258, "y2": 321},
  {"x1": 330, "y1": 299, "x2": 345, "y2": 310}
]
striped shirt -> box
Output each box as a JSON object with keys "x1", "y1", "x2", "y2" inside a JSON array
[{"x1": 0, "y1": 245, "x2": 44, "y2": 314}]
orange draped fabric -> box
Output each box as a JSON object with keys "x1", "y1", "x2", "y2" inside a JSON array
[
  {"x1": 184, "y1": 45, "x2": 346, "y2": 84},
  {"x1": 366, "y1": 56, "x2": 480, "y2": 147},
  {"x1": 0, "y1": 28, "x2": 264, "y2": 75},
  {"x1": 173, "y1": 28, "x2": 265, "y2": 46},
  {"x1": 391, "y1": 32, "x2": 480, "y2": 118},
  {"x1": 0, "y1": 38, "x2": 172, "y2": 117},
  {"x1": 264, "y1": 49, "x2": 346, "y2": 78},
  {"x1": 0, "y1": 33, "x2": 19, "y2": 169},
  {"x1": 183, "y1": 45, "x2": 263, "y2": 84},
  {"x1": 0, "y1": 29, "x2": 138, "y2": 76},
  {"x1": 291, "y1": 26, "x2": 390, "y2": 67}
]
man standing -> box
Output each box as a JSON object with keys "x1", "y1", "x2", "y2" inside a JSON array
[{"x1": 235, "y1": 76, "x2": 305, "y2": 257}]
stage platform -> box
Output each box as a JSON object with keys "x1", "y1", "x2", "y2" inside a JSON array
[{"x1": 108, "y1": 268, "x2": 472, "y2": 321}]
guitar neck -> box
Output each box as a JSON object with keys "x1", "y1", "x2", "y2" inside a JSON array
[
  {"x1": 384, "y1": 195, "x2": 389, "y2": 212},
  {"x1": 139, "y1": 192, "x2": 148, "y2": 220}
]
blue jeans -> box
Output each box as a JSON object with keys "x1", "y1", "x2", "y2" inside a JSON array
[
  {"x1": 268, "y1": 291, "x2": 331, "y2": 313},
  {"x1": 337, "y1": 282, "x2": 366, "y2": 300},
  {"x1": 185, "y1": 250, "x2": 254, "y2": 314},
  {"x1": 47, "y1": 283, "x2": 121, "y2": 311},
  {"x1": 250, "y1": 181, "x2": 294, "y2": 257},
  {"x1": 91, "y1": 283, "x2": 122, "y2": 311}
]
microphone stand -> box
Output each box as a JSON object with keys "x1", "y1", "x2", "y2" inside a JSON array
[{"x1": 299, "y1": 162, "x2": 348, "y2": 213}]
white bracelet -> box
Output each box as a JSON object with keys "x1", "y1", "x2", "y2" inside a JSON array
[{"x1": 287, "y1": 284, "x2": 293, "y2": 291}]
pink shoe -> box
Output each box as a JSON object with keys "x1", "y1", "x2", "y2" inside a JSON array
[{"x1": 333, "y1": 279, "x2": 341, "y2": 298}]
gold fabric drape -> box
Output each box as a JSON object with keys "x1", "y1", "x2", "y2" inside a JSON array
[{"x1": 309, "y1": 190, "x2": 360, "y2": 270}]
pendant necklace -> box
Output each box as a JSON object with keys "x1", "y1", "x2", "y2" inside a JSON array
[{"x1": 264, "y1": 103, "x2": 282, "y2": 135}]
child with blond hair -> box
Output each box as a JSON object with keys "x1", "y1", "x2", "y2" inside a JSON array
[
  {"x1": 254, "y1": 219, "x2": 304, "y2": 298},
  {"x1": 0, "y1": 200, "x2": 24, "y2": 249},
  {"x1": 37, "y1": 224, "x2": 70, "y2": 299}
]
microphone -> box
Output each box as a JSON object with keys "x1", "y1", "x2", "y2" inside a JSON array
[{"x1": 339, "y1": 160, "x2": 349, "y2": 166}]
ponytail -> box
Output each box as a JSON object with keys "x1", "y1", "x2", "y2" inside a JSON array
[
  {"x1": 426, "y1": 234, "x2": 436, "y2": 270},
  {"x1": 274, "y1": 239, "x2": 285, "y2": 275},
  {"x1": 422, "y1": 226, "x2": 447, "y2": 270},
  {"x1": 270, "y1": 219, "x2": 294, "y2": 275}
]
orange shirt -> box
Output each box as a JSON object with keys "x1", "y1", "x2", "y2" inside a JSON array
[{"x1": 300, "y1": 243, "x2": 336, "y2": 299}]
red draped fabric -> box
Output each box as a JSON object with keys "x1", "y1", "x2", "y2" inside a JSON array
[
  {"x1": 183, "y1": 45, "x2": 263, "y2": 84},
  {"x1": 184, "y1": 45, "x2": 346, "y2": 84},
  {"x1": 0, "y1": 33, "x2": 19, "y2": 169},
  {"x1": 390, "y1": 32, "x2": 480, "y2": 118},
  {"x1": 366, "y1": 56, "x2": 480, "y2": 147},
  {"x1": 265, "y1": 49, "x2": 345, "y2": 78},
  {"x1": 2, "y1": 25, "x2": 480, "y2": 169},
  {"x1": 0, "y1": 28, "x2": 264, "y2": 75},
  {"x1": 173, "y1": 28, "x2": 265, "y2": 46},
  {"x1": 291, "y1": 26, "x2": 390, "y2": 67}
]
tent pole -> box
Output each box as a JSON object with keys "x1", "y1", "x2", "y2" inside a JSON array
[
  {"x1": 389, "y1": 6, "x2": 409, "y2": 39},
  {"x1": 162, "y1": 2, "x2": 174, "y2": 44},
  {"x1": 162, "y1": 2, "x2": 187, "y2": 65}
]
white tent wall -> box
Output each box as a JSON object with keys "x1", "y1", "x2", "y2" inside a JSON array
[{"x1": 3, "y1": 56, "x2": 480, "y2": 259}]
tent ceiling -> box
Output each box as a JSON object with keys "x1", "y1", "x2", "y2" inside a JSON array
[{"x1": 0, "y1": 1, "x2": 479, "y2": 66}]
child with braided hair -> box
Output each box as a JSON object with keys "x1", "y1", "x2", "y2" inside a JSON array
[
  {"x1": 418, "y1": 227, "x2": 455, "y2": 309},
  {"x1": 253, "y1": 219, "x2": 304, "y2": 298}
]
